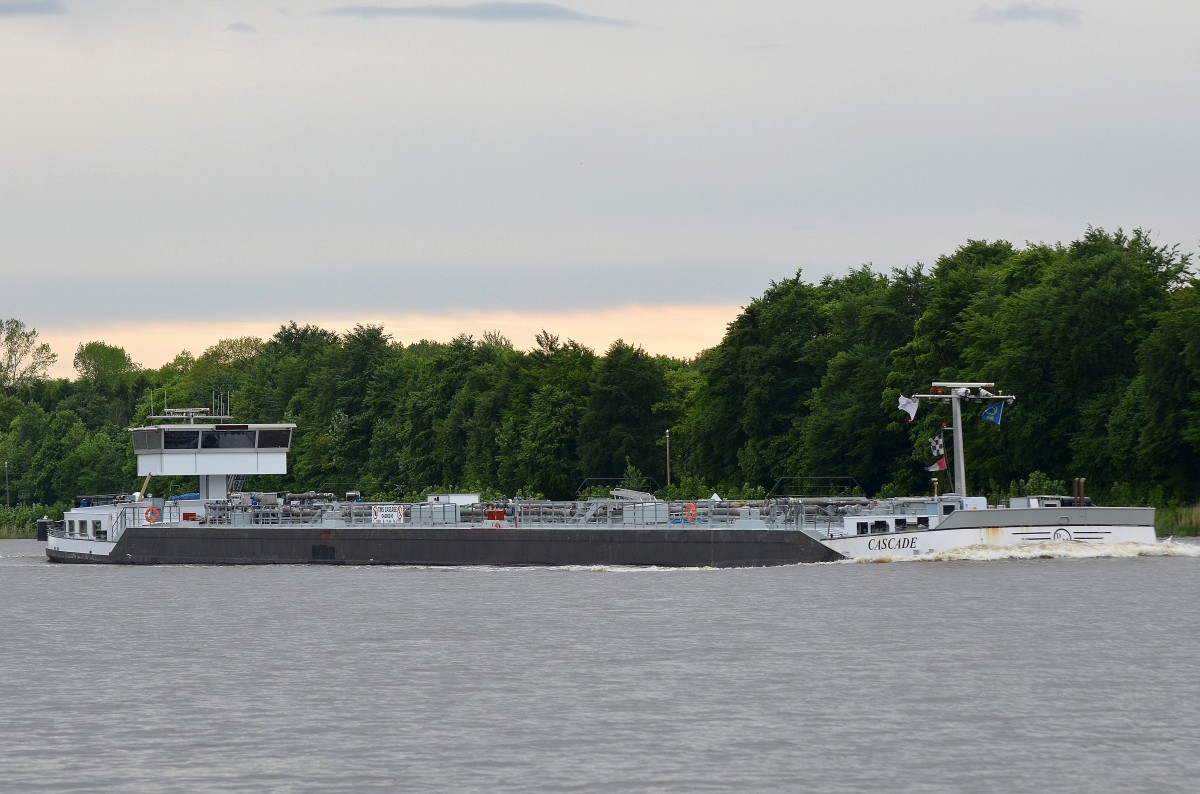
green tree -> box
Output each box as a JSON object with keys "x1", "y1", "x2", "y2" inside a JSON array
[
  {"x1": 73, "y1": 341, "x2": 138, "y2": 387},
  {"x1": 692, "y1": 274, "x2": 831, "y2": 486},
  {"x1": 577, "y1": 341, "x2": 668, "y2": 480},
  {"x1": 64, "y1": 341, "x2": 145, "y2": 428},
  {"x1": 790, "y1": 266, "x2": 926, "y2": 494},
  {"x1": 494, "y1": 338, "x2": 595, "y2": 497},
  {"x1": 175, "y1": 336, "x2": 265, "y2": 410},
  {"x1": 289, "y1": 325, "x2": 395, "y2": 490},
  {"x1": 1135, "y1": 277, "x2": 1200, "y2": 499},
  {"x1": 960, "y1": 228, "x2": 1186, "y2": 487},
  {"x1": 238, "y1": 323, "x2": 339, "y2": 424},
  {"x1": 0, "y1": 319, "x2": 57, "y2": 393}
]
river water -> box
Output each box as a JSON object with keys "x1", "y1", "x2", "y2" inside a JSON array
[{"x1": 2, "y1": 539, "x2": 1198, "y2": 793}]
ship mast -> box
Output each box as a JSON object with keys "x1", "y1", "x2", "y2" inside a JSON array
[{"x1": 911, "y1": 382, "x2": 1016, "y2": 497}]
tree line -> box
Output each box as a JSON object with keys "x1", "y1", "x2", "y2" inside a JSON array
[{"x1": 3, "y1": 227, "x2": 1198, "y2": 518}]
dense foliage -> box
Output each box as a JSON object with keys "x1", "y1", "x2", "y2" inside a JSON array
[{"x1": 3, "y1": 228, "x2": 1198, "y2": 516}]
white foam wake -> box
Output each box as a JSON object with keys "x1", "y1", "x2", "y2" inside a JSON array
[{"x1": 852, "y1": 539, "x2": 1200, "y2": 564}]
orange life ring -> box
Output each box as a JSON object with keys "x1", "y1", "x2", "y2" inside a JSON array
[
  {"x1": 684, "y1": 502, "x2": 697, "y2": 523},
  {"x1": 145, "y1": 507, "x2": 161, "y2": 524}
]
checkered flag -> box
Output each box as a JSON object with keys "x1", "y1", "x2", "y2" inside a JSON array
[{"x1": 929, "y1": 432, "x2": 945, "y2": 457}]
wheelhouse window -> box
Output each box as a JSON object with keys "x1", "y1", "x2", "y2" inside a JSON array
[
  {"x1": 201, "y1": 430, "x2": 256, "y2": 449},
  {"x1": 163, "y1": 430, "x2": 200, "y2": 450},
  {"x1": 257, "y1": 428, "x2": 292, "y2": 449},
  {"x1": 133, "y1": 429, "x2": 162, "y2": 451}
]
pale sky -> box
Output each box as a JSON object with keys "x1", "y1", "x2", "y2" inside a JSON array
[{"x1": 3, "y1": 1, "x2": 1198, "y2": 377}]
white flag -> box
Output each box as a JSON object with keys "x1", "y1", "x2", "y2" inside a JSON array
[{"x1": 898, "y1": 395, "x2": 919, "y2": 423}]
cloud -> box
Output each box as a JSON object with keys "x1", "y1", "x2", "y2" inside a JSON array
[
  {"x1": 322, "y1": 2, "x2": 627, "y2": 26},
  {"x1": 976, "y1": 3, "x2": 1081, "y2": 26},
  {"x1": 226, "y1": 22, "x2": 257, "y2": 33},
  {"x1": 0, "y1": 1, "x2": 66, "y2": 16}
]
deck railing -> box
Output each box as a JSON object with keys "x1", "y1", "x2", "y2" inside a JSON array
[{"x1": 51, "y1": 497, "x2": 864, "y2": 533}]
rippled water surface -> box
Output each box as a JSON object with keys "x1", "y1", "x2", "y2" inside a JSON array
[{"x1": 2, "y1": 539, "x2": 1198, "y2": 793}]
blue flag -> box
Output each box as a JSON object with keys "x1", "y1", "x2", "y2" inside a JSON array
[{"x1": 981, "y1": 401, "x2": 1004, "y2": 426}]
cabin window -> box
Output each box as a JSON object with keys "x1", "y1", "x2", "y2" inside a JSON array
[
  {"x1": 857, "y1": 521, "x2": 868, "y2": 535},
  {"x1": 942, "y1": 504, "x2": 956, "y2": 516},
  {"x1": 257, "y1": 428, "x2": 292, "y2": 449},
  {"x1": 871, "y1": 520, "x2": 889, "y2": 533},
  {"x1": 67, "y1": 520, "x2": 75, "y2": 535},
  {"x1": 917, "y1": 517, "x2": 930, "y2": 528},
  {"x1": 895, "y1": 518, "x2": 907, "y2": 530},
  {"x1": 164, "y1": 430, "x2": 199, "y2": 450},
  {"x1": 201, "y1": 430, "x2": 255, "y2": 449},
  {"x1": 133, "y1": 429, "x2": 162, "y2": 451}
]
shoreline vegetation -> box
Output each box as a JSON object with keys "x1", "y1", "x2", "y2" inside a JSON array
[
  {"x1": 1154, "y1": 505, "x2": 1200, "y2": 537},
  {"x1": 3, "y1": 227, "x2": 1200, "y2": 526},
  {"x1": 1, "y1": 528, "x2": 35, "y2": 540},
  {"x1": 1, "y1": 504, "x2": 62, "y2": 539}
]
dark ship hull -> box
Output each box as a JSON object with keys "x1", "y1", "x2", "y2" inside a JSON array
[{"x1": 46, "y1": 524, "x2": 843, "y2": 567}]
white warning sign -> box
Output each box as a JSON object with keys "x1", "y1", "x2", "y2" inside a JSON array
[{"x1": 371, "y1": 504, "x2": 404, "y2": 524}]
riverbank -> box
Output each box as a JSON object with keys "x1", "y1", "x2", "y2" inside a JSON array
[
  {"x1": 1155, "y1": 504, "x2": 1200, "y2": 536},
  {"x1": 0, "y1": 504, "x2": 63, "y2": 539},
  {"x1": 0, "y1": 527, "x2": 35, "y2": 540}
]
